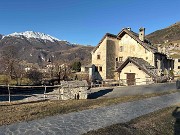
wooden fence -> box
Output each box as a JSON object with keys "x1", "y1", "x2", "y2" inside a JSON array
[
  {"x1": 0, "y1": 84, "x2": 91, "y2": 103},
  {"x1": 0, "y1": 78, "x2": 156, "y2": 103},
  {"x1": 90, "y1": 78, "x2": 155, "y2": 88},
  {"x1": 0, "y1": 85, "x2": 61, "y2": 103}
]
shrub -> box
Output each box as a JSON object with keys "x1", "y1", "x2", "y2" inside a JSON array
[
  {"x1": 71, "y1": 61, "x2": 81, "y2": 72},
  {"x1": 26, "y1": 70, "x2": 43, "y2": 85}
]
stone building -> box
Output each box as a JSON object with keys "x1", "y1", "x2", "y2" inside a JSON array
[
  {"x1": 91, "y1": 27, "x2": 174, "y2": 85},
  {"x1": 58, "y1": 80, "x2": 88, "y2": 100},
  {"x1": 174, "y1": 58, "x2": 180, "y2": 76}
]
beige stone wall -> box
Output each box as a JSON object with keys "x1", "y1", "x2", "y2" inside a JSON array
[
  {"x1": 60, "y1": 80, "x2": 88, "y2": 100},
  {"x1": 154, "y1": 54, "x2": 174, "y2": 75},
  {"x1": 60, "y1": 86, "x2": 88, "y2": 100},
  {"x1": 92, "y1": 37, "x2": 107, "y2": 80},
  {"x1": 81, "y1": 66, "x2": 86, "y2": 72},
  {"x1": 114, "y1": 72, "x2": 120, "y2": 80},
  {"x1": 92, "y1": 33, "x2": 157, "y2": 81},
  {"x1": 92, "y1": 36, "x2": 120, "y2": 80},
  {"x1": 106, "y1": 37, "x2": 119, "y2": 79},
  {"x1": 116, "y1": 34, "x2": 154, "y2": 66},
  {"x1": 154, "y1": 54, "x2": 164, "y2": 75},
  {"x1": 120, "y1": 63, "x2": 153, "y2": 85},
  {"x1": 174, "y1": 59, "x2": 180, "y2": 75}
]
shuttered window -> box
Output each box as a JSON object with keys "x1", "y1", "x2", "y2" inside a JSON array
[
  {"x1": 119, "y1": 46, "x2": 124, "y2": 52},
  {"x1": 97, "y1": 55, "x2": 100, "y2": 59}
]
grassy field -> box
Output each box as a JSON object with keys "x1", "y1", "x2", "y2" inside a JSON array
[
  {"x1": 84, "y1": 104, "x2": 180, "y2": 135},
  {"x1": 0, "y1": 90, "x2": 178, "y2": 126},
  {"x1": 0, "y1": 75, "x2": 31, "y2": 85}
]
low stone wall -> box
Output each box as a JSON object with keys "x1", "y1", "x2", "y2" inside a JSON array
[
  {"x1": 60, "y1": 80, "x2": 88, "y2": 100},
  {"x1": 176, "y1": 80, "x2": 180, "y2": 89}
]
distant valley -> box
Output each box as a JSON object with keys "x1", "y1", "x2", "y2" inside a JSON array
[{"x1": 0, "y1": 31, "x2": 94, "y2": 67}]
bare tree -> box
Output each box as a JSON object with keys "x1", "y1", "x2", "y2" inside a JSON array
[
  {"x1": 1, "y1": 46, "x2": 23, "y2": 85},
  {"x1": 26, "y1": 69, "x2": 43, "y2": 85},
  {"x1": 53, "y1": 63, "x2": 73, "y2": 81}
]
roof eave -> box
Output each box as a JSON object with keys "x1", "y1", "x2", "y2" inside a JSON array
[
  {"x1": 118, "y1": 29, "x2": 157, "y2": 53},
  {"x1": 92, "y1": 33, "x2": 117, "y2": 53},
  {"x1": 116, "y1": 57, "x2": 156, "y2": 78}
]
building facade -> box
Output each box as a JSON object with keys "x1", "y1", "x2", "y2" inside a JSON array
[
  {"x1": 174, "y1": 58, "x2": 180, "y2": 76},
  {"x1": 91, "y1": 27, "x2": 174, "y2": 85}
]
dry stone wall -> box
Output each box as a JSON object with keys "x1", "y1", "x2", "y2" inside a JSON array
[{"x1": 60, "y1": 80, "x2": 88, "y2": 100}]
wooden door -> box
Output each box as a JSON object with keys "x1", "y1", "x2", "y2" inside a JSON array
[{"x1": 126, "y1": 73, "x2": 135, "y2": 86}]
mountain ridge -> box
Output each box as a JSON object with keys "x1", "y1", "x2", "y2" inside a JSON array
[
  {"x1": 146, "y1": 22, "x2": 180, "y2": 58},
  {"x1": 1, "y1": 21, "x2": 179, "y2": 69},
  {"x1": 146, "y1": 22, "x2": 180, "y2": 44},
  {"x1": 0, "y1": 31, "x2": 94, "y2": 67},
  {"x1": 5, "y1": 31, "x2": 61, "y2": 42}
]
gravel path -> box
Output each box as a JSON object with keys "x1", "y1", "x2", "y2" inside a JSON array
[{"x1": 0, "y1": 92, "x2": 180, "y2": 135}]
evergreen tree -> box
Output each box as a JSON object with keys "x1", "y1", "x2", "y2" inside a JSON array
[{"x1": 72, "y1": 61, "x2": 81, "y2": 72}]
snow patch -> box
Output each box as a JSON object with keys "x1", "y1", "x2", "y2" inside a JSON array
[{"x1": 6, "y1": 31, "x2": 61, "y2": 42}]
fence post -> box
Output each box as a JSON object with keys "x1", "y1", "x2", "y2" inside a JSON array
[
  {"x1": 44, "y1": 85, "x2": 47, "y2": 100},
  {"x1": 58, "y1": 87, "x2": 60, "y2": 100},
  {"x1": 8, "y1": 84, "x2": 10, "y2": 103}
]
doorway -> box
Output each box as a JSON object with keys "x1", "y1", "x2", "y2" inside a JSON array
[{"x1": 126, "y1": 73, "x2": 135, "y2": 86}]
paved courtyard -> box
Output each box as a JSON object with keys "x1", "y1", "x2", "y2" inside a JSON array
[
  {"x1": 89, "y1": 82, "x2": 177, "y2": 99},
  {"x1": 0, "y1": 92, "x2": 180, "y2": 135}
]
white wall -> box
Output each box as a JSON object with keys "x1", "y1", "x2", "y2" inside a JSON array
[{"x1": 120, "y1": 62, "x2": 153, "y2": 85}]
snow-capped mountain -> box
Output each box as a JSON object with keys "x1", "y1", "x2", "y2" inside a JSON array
[
  {"x1": 6, "y1": 31, "x2": 61, "y2": 42},
  {"x1": 0, "y1": 31, "x2": 93, "y2": 67}
]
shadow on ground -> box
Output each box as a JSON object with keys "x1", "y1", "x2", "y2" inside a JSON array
[
  {"x1": 172, "y1": 106, "x2": 180, "y2": 135},
  {"x1": 88, "y1": 89, "x2": 113, "y2": 99}
]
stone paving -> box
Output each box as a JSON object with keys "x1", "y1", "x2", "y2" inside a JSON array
[
  {"x1": 89, "y1": 82, "x2": 177, "y2": 99},
  {"x1": 0, "y1": 92, "x2": 180, "y2": 135}
]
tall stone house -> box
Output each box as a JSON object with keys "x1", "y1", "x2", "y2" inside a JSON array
[
  {"x1": 174, "y1": 58, "x2": 180, "y2": 76},
  {"x1": 91, "y1": 27, "x2": 174, "y2": 85}
]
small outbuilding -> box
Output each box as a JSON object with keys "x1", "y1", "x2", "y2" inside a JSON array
[{"x1": 116, "y1": 57, "x2": 159, "y2": 85}]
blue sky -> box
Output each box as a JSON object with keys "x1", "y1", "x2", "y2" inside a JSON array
[{"x1": 0, "y1": 0, "x2": 180, "y2": 45}]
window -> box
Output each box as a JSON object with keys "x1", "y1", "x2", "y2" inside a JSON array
[
  {"x1": 95, "y1": 66, "x2": 98, "y2": 72},
  {"x1": 146, "y1": 57, "x2": 148, "y2": 60},
  {"x1": 178, "y1": 66, "x2": 180, "y2": 69},
  {"x1": 119, "y1": 57, "x2": 123, "y2": 62},
  {"x1": 178, "y1": 59, "x2": 180, "y2": 62},
  {"x1": 119, "y1": 46, "x2": 124, "y2": 52},
  {"x1": 97, "y1": 55, "x2": 100, "y2": 59},
  {"x1": 116, "y1": 57, "x2": 118, "y2": 61},
  {"x1": 99, "y1": 66, "x2": 102, "y2": 72}
]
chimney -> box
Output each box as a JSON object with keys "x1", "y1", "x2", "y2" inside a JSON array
[
  {"x1": 139, "y1": 27, "x2": 145, "y2": 42},
  {"x1": 127, "y1": 27, "x2": 131, "y2": 31}
]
